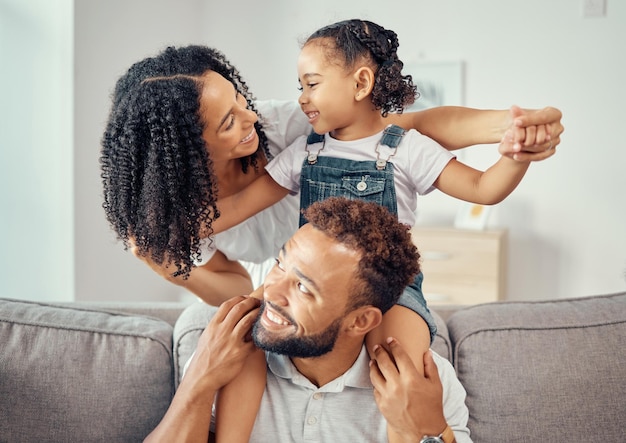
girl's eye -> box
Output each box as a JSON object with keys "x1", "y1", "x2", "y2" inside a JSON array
[
  {"x1": 297, "y1": 83, "x2": 317, "y2": 92},
  {"x1": 297, "y1": 282, "x2": 310, "y2": 294}
]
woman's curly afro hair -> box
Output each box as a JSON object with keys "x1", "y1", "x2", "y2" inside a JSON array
[{"x1": 100, "y1": 45, "x2": 269, "y2": 277}]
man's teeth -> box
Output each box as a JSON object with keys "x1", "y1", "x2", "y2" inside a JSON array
[{"x1": 267, "y1": 309, "x2": 289, "y2": 325}]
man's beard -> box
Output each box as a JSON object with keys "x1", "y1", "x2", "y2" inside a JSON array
[{"x1": 252, "y1": 302, "x2": 342, "y2": 358}]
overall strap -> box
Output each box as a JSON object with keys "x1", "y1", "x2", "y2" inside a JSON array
[
  {"x1": 375, "y1": 124, "x2": 406, "y2": 170},
  {"x1": 305, "y1": 130, "x2": 326, "y2": 164},
  {"x1": 380, "y1": 124, "x2": 406, "y2": 148},
  {"x1": 306, "y1": 131, "x2": 325, "y2": 144}
]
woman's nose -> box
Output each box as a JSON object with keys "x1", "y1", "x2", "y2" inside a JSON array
[{"x1": 244, "y1": 106, "x2": 258, "y2": 124}]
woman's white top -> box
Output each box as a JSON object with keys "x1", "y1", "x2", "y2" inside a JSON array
[{"x1": 194, "y1": 100, "x2": 310, "y2": 287}]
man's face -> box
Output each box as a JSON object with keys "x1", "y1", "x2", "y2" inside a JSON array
[{"x1": 252, "y1": 224, "x2": 361, "y2": 358}]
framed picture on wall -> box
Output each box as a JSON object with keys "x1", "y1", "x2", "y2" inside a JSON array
[{"x1": 404, "y1": 60, "x2": 464, "y2": 110}]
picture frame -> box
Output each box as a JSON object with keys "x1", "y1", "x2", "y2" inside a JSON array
[
  {"x1": 404, "y1": 60, "x2": 465, "y2": 110},
  {"x1": 454, "y1": 202, "x2": 491, "y2": 230}
]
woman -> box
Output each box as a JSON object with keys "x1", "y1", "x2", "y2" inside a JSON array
[{"x1": 100, "y1": 45, "x2": 562, "y2": 305}]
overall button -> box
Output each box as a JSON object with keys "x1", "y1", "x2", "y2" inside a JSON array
[{"x1": 356, "y1": 181, "x2": 367, "y2": 191}]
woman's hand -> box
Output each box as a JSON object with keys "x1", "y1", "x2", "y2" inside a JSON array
[{"x1": 501, "y1": 105, "x2": 563, "y2": 161}]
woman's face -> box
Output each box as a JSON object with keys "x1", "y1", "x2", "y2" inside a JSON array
[{"x1": 198, "y1": 71, "x2": 260, "y2": 163}]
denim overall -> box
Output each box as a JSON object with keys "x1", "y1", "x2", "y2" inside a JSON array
[{"x1": 299, "y1": 125, "x2": 436, "y2": 342}]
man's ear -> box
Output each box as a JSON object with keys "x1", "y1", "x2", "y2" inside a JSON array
[
  {"x1": 353, "y1": 67, "x2": 375, "y2": 102},
  {"x1": 345, "y1": 306, "x2": 383, "y2": 337}
]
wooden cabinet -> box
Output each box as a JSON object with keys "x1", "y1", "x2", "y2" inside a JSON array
[{"x1": 410, "y1": 227, "x2": 507, "y2": 305}]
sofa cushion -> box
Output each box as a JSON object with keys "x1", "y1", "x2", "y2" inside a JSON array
[
  {"x1": 0, "y1": 298, "x2": 174, "y2": 443},
  {"x1": 173, "y1": 301, "x2": 453, "y2": 387},
  {"x1": 447, "y1": 292, "x2": 626, "y2": 442}
]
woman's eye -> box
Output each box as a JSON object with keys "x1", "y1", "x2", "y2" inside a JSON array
[{"x1": 225, "y1": 115, "x2": 235, "y2": 130}]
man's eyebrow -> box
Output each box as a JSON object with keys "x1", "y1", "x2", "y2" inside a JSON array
[{"x1": 281, "y1": 244, "x2": 321, "y2": 294}]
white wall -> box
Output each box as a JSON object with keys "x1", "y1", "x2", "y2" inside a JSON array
[
  {"x1": 74, "y1": 0, "x2": 205, "y2": 302},
  {"x1": 0, "y1": 0, "x2": 74, "y2": 301},
  {"x1": 196, "y1": 0, "x2": 626, "y2": 301},
  {"x1": 13, "y1": 0, "x2": 623, "y2": 302}
]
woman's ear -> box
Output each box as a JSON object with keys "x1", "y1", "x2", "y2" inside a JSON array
[
  {"x1": 353, "y1": 67, "x2": 375, "y2": 102},
  {"x1": 345, "y1": 306, "x2": 383, "y2": 337}
]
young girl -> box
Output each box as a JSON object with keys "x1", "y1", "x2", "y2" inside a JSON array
[{"x1": 212, "y1": 19, "x2": 556, "y2": 442}]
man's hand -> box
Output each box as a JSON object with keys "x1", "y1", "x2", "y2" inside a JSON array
[
  {"x1": 501, "y1": 105, "x2": 563, "y2": 162},
  {"x1": 186, "y1": 296, "x2": 261, "y2": 391},
  {"x1": 369, "y1": 338, "x2": 449, "y2": 443},
  {"x1": 144, "y1": 296, "x2": 261, "y2": 442}
]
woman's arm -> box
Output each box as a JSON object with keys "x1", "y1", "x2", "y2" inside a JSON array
[
  {"x1": 212, "y1": 173, "x2": 289, "y2": 234},
  {"x1": 131, "y1": 245, "x2": 254, "y2": 305},
  {"x1": 385, "y1": 105, "x2": 563, "y2": 154}
]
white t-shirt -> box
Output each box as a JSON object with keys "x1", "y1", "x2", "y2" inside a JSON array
[
  {"x1": 194, "y1": 100, "x2": 310, "y2": 287},
  {"x1": 266, "y1": 128, "x2": 455, "y2": 226}
]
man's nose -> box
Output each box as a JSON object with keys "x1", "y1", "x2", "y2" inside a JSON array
[{"x1": 263, "y1": 273, "x2": 289, "y2": 306}]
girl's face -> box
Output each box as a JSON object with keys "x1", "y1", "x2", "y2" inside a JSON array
[
  {"x1": 198, "y1": 71, "x2": 260, "y2": 163},
  {"x1": 297, "y1": 41, "x2": 358, "y2": 138}
]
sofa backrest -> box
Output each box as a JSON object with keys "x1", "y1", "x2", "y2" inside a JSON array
[
  {"x1": 173, "y1": 301, "x2": 454, "y2": 387},
  {"x1": 447, "y1": 292, "x2": 626, "y2": 442},
  {"x1": 0, "y1": 298, "x2": 175, "y2": 443}
]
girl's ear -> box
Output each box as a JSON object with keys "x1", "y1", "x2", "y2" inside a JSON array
[
  {"x1": 344, "y1": 306, "x2": 383, "y2": 337},
  {"x1": 353, "y1": 67, "x2": 375, "y2": 102}
]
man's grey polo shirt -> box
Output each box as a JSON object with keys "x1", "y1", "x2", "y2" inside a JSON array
[{"x1": 247, "y1": 346, "x2": 472, "y2": 442}]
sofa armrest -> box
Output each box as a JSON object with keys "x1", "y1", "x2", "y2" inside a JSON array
[
  {"x1": 0, "y1": 298, "x2": 175, "y2": 442},
  {"x1": 447, "y1": 292, "x2": 626, "y2": 442}
]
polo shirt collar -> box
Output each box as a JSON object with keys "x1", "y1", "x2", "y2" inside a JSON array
[{"x1": 266, "y1": 345, "x2": 372, "y2": 392}]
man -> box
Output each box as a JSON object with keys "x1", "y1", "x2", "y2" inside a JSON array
[{"x1": 145, "y1": 197, "x2": 470, "y2": 443}]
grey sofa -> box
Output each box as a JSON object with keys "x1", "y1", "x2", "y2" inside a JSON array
[{"x1": 1, "y1": 292, "x2": 624, "y2": 442}]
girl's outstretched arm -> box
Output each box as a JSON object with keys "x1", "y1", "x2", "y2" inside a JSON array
[
  {"x1": 433, "y1": 126, "x2": 538, "y2": 205},
  {"x1": 434, "y1": 154, "x2": 530, "y2": 206},
  {"x1": 211, "y1": 173, "x2": 290, "y2": 234}
]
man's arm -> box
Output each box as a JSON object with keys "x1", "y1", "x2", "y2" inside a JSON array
[
  {"x1": 144, "y1": 296, "x2": 260, "y2": 442},
  {"x1": 370, "y1": 338, "x2": 461, "y2": 443}
]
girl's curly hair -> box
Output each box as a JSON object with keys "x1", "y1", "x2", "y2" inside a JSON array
[
  {"x1": 100, "y1": 45, "x2": 269, "y2": 277},
  {"x1": 303, "y1": 197, "x2": 420, "y2": 314},
  {"x1": 306, "y1": 19, "x2": 418, "y2": 117}
]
